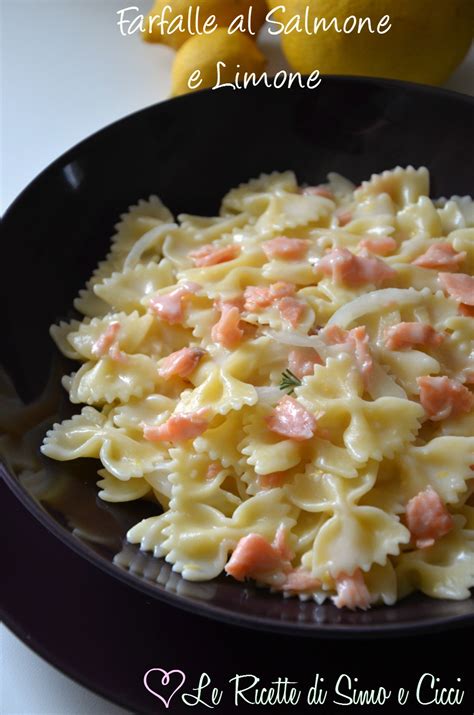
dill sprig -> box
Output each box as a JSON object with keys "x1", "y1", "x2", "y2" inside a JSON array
[{"x1": 279, "y1": 369, "x2": 302, "y2": 394}]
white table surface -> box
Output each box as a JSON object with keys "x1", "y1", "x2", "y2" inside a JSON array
[{"x1": 1, "y1": 1, "x2": 473, "y2": 713}]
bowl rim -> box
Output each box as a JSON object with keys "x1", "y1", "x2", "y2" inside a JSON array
[
  {"x1": 2, "y1": 75, "x2": 473, "y2": 637},
  {"x1": 3, "y1": 463, "x2": 474, "y2": 638},
  {"x1": 2, "y1": 74, "x2": 473, "y2": 219}
]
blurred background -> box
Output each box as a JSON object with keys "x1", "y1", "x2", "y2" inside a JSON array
[{"x1": 1, "y1": 1, "x2": 473, "y2": 713}]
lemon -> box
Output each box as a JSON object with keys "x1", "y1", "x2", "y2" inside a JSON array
[
  {"x1": 171, "y1": 28, "x2": 266, "y2": 96},
  {"x1": 280, "y1": 0, "x2": 474, "y2": 85},
  {"x1": 266, "y1": 0, "x2": 284, "y2": 23},
  {"x1": 144, "y1": 0, "x2": 268, "y2": 49}
]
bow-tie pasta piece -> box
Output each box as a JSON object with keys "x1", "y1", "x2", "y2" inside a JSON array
[
  {"x1": 288, "y1": 463, "x2": 377, "y2": 511},
  {"x1": 324, "y1": 172, "x2": 356, "y2": 199},
  {"x1": 158, "y1": 486, "x2": 294, "y2": 581},
  {"x1": 359, "y1": 461, "x2": 406, "y2": 516},
  {"x1": 363, "y1": 561, "x2": 398, "y2": 607},
  {"x1": 354, "y1": 166, "x2": 430, "y2": 209},
  {"x1": 389, "y1": 264, "x2": 444, "y2": 293},
  {"x1": 239, "y1": 404, "x2": 307, "y2": 479},
  {"x1": 284, "y1": 437, "x2": 360, "y2": 479},
  {"x1": 395, "y1": 515, "x2": 474, "y2": 600},
  {"x1": 168, "y1": 447, "x2": 242, "y2": 517},
  {"x1": 296, "y1": 354, "x2": 363, "y2": 406},
  {"x1": 437, "y1": 315, "x2": 474, "y2": 384},
  {"x1": 437, "y1": 410, "x2": 474, "y2": 438},
  {"x1": 436, "y1": 201, "x2": 470, "y2": 234},
  {"x1": 399, "y1": 436, "x2": 474, "y2": 505},
  {"x1": 66, "y1": 312, "x2": 154, "y2": 360},
  {"x1": 97, "y1": 468, "x2": 151, "y2": 502},
  {"x1": 385, "y1": 235, "x2": 434, "y2": 265},
  {"x1": 98, "y1": 430, "x2": 169, "y2": 480},
  {"x1": 41, "y1": 165, "x2": 474, "y2": 607},
  {"x1": 296, "y1": 355, "x2": 421, "y2": 462},
  {"x1": 451, "y1": 229, "x2": 474, "y2": 271},
  {"x1": 193, "y1": 409, "x2": 247, "y2": 475},
  {"x1": 110, "y1": 196, "x2": 174, "y2": 259},
  {"x1": 221, "y1": 171, "x2": 299, "y2": 215},
  {"x1": 342, "y1": 397, "x2": 424, "y2": 463},
  {"x1": 437, "y1": 196, "x2": 474, "y2": 231},
  {"x1": 230, "y1": 488, "x2": 298, "y2": 541},
  {"x1": 310, "y1": 438, "x2": 360, "y2": 479},
  {"x1": 353, "y1": 192, "x2": 397, "y2": 219},
  {"x1": 164, "y1": 213, "x2": 250, "y2": 269},
  {"x1": 291, "y1": 511, "x2": 328, "y2": 560},
  {"x1": 50, "y1": 319, "x2": 82, "y2": 360},
  {"x1": 180, "y1": 297, "x2": 216, "y2": 342},
  {"x1": 253, "y1": 193, "x2": 334, "y2": 236},
  {"x1": 67, "y1": 354, "x2": 160, "y2": 405},
  {"x1": 139, "y1": 449, "x2": 244, "y2": 581},
  {"x1": 127, "y1": 511, "x2": 171, "y2": 559},
  {"x1": 144, "y1": 466, "x2": 175, "y2": 509},
  {"x1": 299, "y1": 284, "x2": 351, "y2": 325},
  {"x1": 94, "y1": 260, "x2": 175, "y2": 312},
  {"x1": 178, "y1": 252, "x2": 264, "y2": 298},
  {"x1": 213, "y1": 336, "x2": 289, "y2": 387},
  {"x1": 159, "y1": 510, "x2": 233, "y2": 580},
  {"x1": 121, "y1": 223, "x2": 178, "y2": 271},
  {"x1": 41, "y1": 406, "x2": 107, "y2": 461},
  {"x1": 244, "y1": 294, "x2": 315, "y2": 333},
  {"x1": 110, "y1": 394, "x2": 176, "y2": 435},
  {"x1": 74, "y1": 196, "x2": 173, "y2": 317},
  {"x1": 180, "y1": 212, "x2": 250, "y2": 241},
  {"x1": 140, "y1": 322, "x2": 194, "y2": 361},
  {"x1": 262, "y1": 258, "x2": 315, "y2": 287},
  {"x1": 332, "y1": 214, "x2": 396, "y2": 238},
  {"x1": 396, "y1": 196, "x2": 443, "y2": 238},
  {"x1": 176, "y1": 366, "x2": 257, "y2": 416},
  {"x1": 285, "y1": 469, "x2": 349, "y2": 515},
  {"x1": 310, "y1": 502, "x2": 409, "y2": 581},
  {"x1": 41, "y1": 406, "x2": 166, "y2": 479}
]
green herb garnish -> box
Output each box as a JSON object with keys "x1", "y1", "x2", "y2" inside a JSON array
[{"x1": 279, "y1": 369, "x2": 302, "y2": 394}]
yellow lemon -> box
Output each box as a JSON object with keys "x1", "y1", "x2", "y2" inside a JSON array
[
  {"x1": 280, "y1": 0, "x2": 474, "y2": 85},
  {"x1": 266, "y1": 0, "x2": 284, "y2": 23},
  {"x1": 144, "y1": 0, "x2": 268, "y2": 49},
  {"x1": 171, "y1": 28, "x2": 267, "y2": 96}
]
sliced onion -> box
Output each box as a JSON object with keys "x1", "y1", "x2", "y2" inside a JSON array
[
  {"x1": 123, "y1": 223, "x2": 177, "y2": 270},
  {"x1": 263, "y1": 329, "x2": 327, "y2": 354},
  {"x1": 366, "y1": 362, "x2": 406, "y2": 400},
  {"x1": 255, "y1": 386, "x2": 282, "y2": 403},
  {"x1": 327, "y1": 288, "x2": 428, "y2": 328},
  {"x1": 263, "y1": 329, "x2": 357, "y2": 362}
]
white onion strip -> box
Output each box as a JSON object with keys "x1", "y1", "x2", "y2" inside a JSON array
[
  {"x1": 327, "y1": 288, "x2": 429, "y2": 328},
  {"x1": 123, "y1": 223, "x2": 177, "y2": 270},
  {"x1": 255, "y1": 386, "x2": 283, "y2": 403}
]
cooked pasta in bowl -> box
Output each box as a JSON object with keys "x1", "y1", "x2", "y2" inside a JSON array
[
  {"x1": 2, "y1": 78, "x2": 474, "y2": 634},
  {"x1": 40, "y1": 165, "x2": 474, "y2": 611}
]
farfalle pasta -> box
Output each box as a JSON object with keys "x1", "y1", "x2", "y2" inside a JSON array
[{"x1": 42, "y1": 166, "x2": 474, "y2": 610}]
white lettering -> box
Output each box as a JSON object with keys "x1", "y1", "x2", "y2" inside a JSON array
[
  {"x1": 334, "y1": 675, "x2": 391, "y2": 706},
  {"x1": 416, "y1": 673, "x2": 464, "y2": 706},
  {"x1": 188, "y1": 69, "x2": 202, "y2": 91},
  {"x1": 378, "y1": 14, "x2": 392, "y2": 34},
  {"x1": 116, "y1": 6, "x2": 143, "y2": 36},
  {"x1": 266, "y1": 7, "x2": 285, "y2": 35}
]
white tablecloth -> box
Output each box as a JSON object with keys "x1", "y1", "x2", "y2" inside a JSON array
[{"x1": 1, "y1": 1, "x2": 473, "y2": 712}]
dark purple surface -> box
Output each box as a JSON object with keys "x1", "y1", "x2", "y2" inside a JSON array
[{"x1": 1, "y1": 78, "x2": 474, "y2": 647}]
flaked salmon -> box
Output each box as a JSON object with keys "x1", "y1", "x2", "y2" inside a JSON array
[{"x1": 405, "y1": 486, "x2": 453, "y2": 549}]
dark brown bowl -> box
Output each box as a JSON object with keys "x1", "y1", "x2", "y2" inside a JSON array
[{"x1": 2, "y1": 77, "x2": 473, "y2": 637}]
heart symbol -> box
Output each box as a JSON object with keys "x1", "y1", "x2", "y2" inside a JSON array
[{"x1": 144, "y1": 668, "x2": 186, "y2": 709}]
